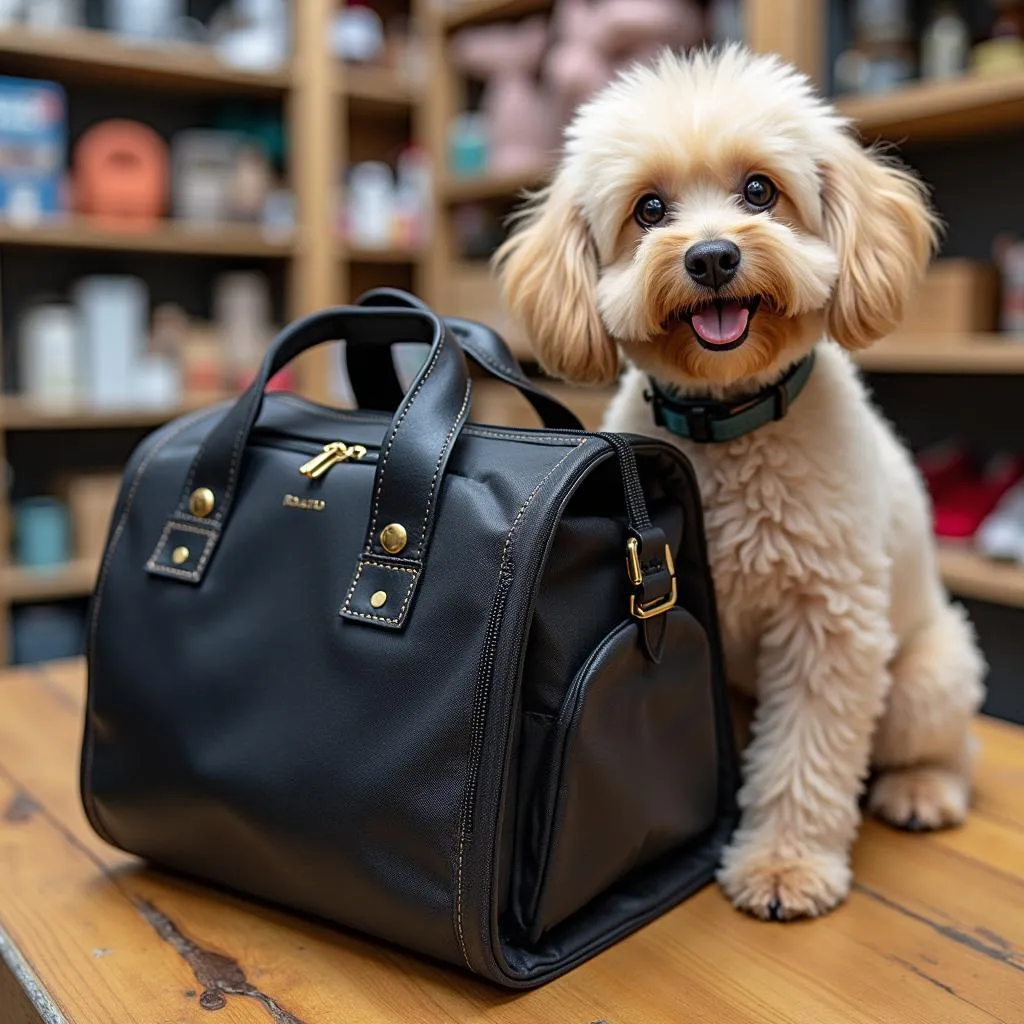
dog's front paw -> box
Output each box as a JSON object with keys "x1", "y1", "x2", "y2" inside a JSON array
[
  {"x1": 717, "y1": 841, "x2": 851, "y2": 921},
  {"x1": 869, "y1": 767, "x2": 969, "y2": 831}
]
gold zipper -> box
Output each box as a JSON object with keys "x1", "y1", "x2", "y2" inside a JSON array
[{"x1": 299, "y1": 441, "x2": 368, "y2": 480}]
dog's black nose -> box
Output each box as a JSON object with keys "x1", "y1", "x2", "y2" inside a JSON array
[{"x1": 684, "y1": 239, "x2": 741, "y2": 290}]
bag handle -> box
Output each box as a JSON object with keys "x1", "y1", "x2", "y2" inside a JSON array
[
  {"x1": 147, "y1": 306, "x2": 472, "y2": 631},
  {"x1": 349, "y1": 288, "x2": 585, "y2": 431}
]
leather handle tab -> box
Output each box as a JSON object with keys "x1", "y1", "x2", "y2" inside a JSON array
[{"x1": 148, "y1": 306, "x2": 471, "y2": 632}]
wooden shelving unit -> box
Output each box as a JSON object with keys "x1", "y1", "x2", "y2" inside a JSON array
[
  {"x1": 443, "y1": 165, "x2": 551, "y2": 204},
  {"x1": 0, "y1": 2, "x2": 431, "y2": 664},
  {"x1": 838, "y1": 69, "x2": 1024, "y2": 142},
  {"x1": 0, "y1": 24, "x2": 291, "y2": 96},
  {"x1": 0, "y1": 395, "x2": 230, "y2": 431},
  {"x1": 341, "y1": 65, "x2": 418, "y2": 111},
  {"x1": 0, "y1": 219, "x2": 293, "y2": 258},
  {"x1": 441, "y1": 0, "x2": 554, "y2": 30},
  {"x1": 346, "y1": 245, "x2": 426, "y2": 264},
  {"x1": 1, "y1": 559, "x2": 98, "y2": 604},
  {"x1": 857, "y1": 335, "x2": 1024, "y2": 374},
  {"x1": 938, "y1": 548, "x2": 1024, "y2": 609}
]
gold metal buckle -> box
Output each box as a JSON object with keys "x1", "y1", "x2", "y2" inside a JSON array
[{"x1": 626, "y1": 537, "x2": 677, "y2": 620}]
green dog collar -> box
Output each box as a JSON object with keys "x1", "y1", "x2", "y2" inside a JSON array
[{"x1": 647, "y1": 350, "x2": 816, "y2": 443}]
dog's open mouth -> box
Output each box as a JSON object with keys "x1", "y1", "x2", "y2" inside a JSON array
[{"x1": 672, "y1": 296, "x2": 762, "y2": 351}]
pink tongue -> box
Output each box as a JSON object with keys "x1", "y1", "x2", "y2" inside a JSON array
[{"x1": 691, "y1": 302, "x2": 749, "y2": 345}]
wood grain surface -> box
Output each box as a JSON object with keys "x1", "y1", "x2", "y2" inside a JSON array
[{"x1": 1, "y1": 660, "x2": 1022, "y2": 1023}]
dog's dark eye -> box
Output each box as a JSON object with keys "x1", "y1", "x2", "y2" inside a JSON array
[
  {"x1": 742, "y1": 175, "x2": 778, "y2": 210},
  {"x1": 634, "y1": 193, "x2": 667, "y2": 228}
]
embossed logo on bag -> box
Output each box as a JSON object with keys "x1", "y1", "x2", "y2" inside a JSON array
[{"x1": 283, "y1": 494, "x2": 326, "y2": 511}]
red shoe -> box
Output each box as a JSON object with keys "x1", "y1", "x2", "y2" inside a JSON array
[
  {"x1": 916, "y1": 442, "x2": 973, "y2": 502},
  {"x1": 934, "y1": 454, "x2": 1024, "y2": 540}
]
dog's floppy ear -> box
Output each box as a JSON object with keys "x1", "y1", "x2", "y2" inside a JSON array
[
  {"x1": 494, "y1": 173, "x2": 619, "y2": 384},
  {"x1": 820, "y1": 138, "x2": 940, "y2": 350}
]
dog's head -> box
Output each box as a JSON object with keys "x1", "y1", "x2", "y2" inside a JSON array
[{"x1": 496, "y1": 46, "x2": 939, "y2": 394}]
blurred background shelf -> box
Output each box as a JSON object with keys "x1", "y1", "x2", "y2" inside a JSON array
[
  {"x1": 346, "y1": 245, "x2": 425, "y2": 264},
  {"x1": 1, "y1": 558, "x2": 97, "y2": 604},
  {"x1": 0, "y1": 220, "x2": 294, "y2": 258},
  {"x1": 938, "y1": 548, "x2": 1024, "y2": 609},
  {"x1": 0, "y1": 396, "x2": 227, "y2": 431},
  {"x1": 443, "y1": 165, "x2": 551, "y2": 203},
  {"x1": 857, "y1": 336, "x2": 1024, "y2": 374},
  {"x1": 340, "y1": 65, "x2": 417, "y2": 111},
  {"x1": 442, "y1": 0, "x2": 555, "y2": 30},
  {"x1": 0, "y1": 25, "x2": 291, "y2": 96},
  {"x1": 838, "y1": 70, "x2": 1024, "y2": 142}
]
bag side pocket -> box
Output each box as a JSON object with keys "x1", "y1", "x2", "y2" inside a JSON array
[{"x1": 521, "y1": 608, "x2": 720, "y2": 942}]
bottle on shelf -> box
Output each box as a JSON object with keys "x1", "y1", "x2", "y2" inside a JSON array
[{"x1": 921, "y1": 1, "x2": 969, "y2": 80}]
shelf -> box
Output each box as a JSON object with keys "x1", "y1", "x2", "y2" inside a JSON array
[
  {"x1": 0, "y1": 219, "x2": 294, "y2": 258},
  {"x1": 444, "y1": 164, "x2": 552, "y2": 203},
  {"x1": 0, "y1": 396, "x2": 229, "y2": 431},
  {"x1": 443, "y1": 0, "x2": 554, "y2": 29},
  {"x1": 471, "y1": 377, "x2": 613, "y2": 431},
  {"x1": 0, "y1": 25, "x2": 291, "y2": 96},
  {"x1": 938, "y1": 548, "x2": 1024, "y2": 609},
  {"x1": 1, "y1": 559, "x2": 98, "y2": 604},
  {"x1": 856, "y1": 335, "x2": 1024, "y2": 374},
  {"x1": 837, "y1": 70, "x2": 1024, "y2": 142},
  {"x1": 345, "y1": 245, "x2": 424, "y2": 264},
  {"x1": 340, "y1": 65, "x2": 417, "y2": 111}
]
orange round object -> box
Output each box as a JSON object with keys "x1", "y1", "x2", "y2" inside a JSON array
[{"x1": 73, "y1": 119, "x2": 168, "y2": 231}]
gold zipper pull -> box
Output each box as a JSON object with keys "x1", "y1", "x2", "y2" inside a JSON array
[
  {"x1": 300, "y1": 442, "x2": 347, "y2": 480},
  {"x1": 299, "y1": 441, "x2": 367, "y2": 480}
]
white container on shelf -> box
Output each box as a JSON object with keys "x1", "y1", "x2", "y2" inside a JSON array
[
  {"x1": 107, "y1": 0, "x2": 183, "y2": 39},
  {"x1": 17, "y1": 303, "x2": 80, "y2": 408},
  {"x1": 347, "y1": 162, "x2": 395, "y2": 249},
  {"x1": 74, "y1": 275, "x2": 148, "y2": 409},
  {"x1": 214, "y1": 0, "x2": 290, "y2": 72},
  {"x1": 214, "y1": 271, "x2": 273, "y2": 378},
  {"x1": 921, "y1": 3, "x2": 968, "y2": 80},
  {"x1": 24, "y1": 0, "x2": 83, "y2": 29},
  {"x1": 134, "y1": 354, "x2": 181, "y2": 409}
]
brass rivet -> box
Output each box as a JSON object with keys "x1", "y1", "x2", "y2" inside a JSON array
[
  {"x1": 171, "y1": 546, "x2": 190, "y2": 565},
  {"x1": 379, "y1": 522, "x2": 407, "y2": 554},
  {"x1": 370, "y1": 590, "x2": 388, "y2": 609},
  {"x1": 190, "y1": 487, "x2": 215, "y2": 518}
]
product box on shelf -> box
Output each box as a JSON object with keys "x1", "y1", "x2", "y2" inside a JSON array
[
  {"x1": 901, "y1": 259, "x2": 999, "y2": 337},
  {"x1": 58, "y1": 473, "x2": 123, "y2": 562},
  {"x1": 447, "y1": 260, "x2": 532, "y2": 361},
  {"x1": 0, "y1": 76, "x2": 66, "y2": 223}
]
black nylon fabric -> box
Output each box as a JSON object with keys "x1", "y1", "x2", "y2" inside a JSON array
[{"x1": 82, "y1": 297, "x2": 738, "y2": 988}]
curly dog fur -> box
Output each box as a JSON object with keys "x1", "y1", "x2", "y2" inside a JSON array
[{"x1": 496, "y1": 45, "x2": 986, "y2": 921}]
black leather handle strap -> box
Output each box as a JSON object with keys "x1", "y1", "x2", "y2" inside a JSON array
[
  {"x1": 147, "y1": 306, "x2": 472, "y2": 631},
  {"x1": 353, "y1": 288, "x2": 585, "y2": 431}
]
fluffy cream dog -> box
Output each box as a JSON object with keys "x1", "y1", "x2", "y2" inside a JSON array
[{"x1": 497, "y1": 45, "x2": 986, "y2": 921}]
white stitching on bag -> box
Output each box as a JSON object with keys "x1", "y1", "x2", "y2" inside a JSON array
[
  {"x1": 90, "y1": 408, "x2": 220, "y2": 650},
  {"x1": 340, "y1": 559, "x2": 418, "y2": 623},
  {"x1": 452, "y1": 438, "x2": 587, "y2": 971},
  {"x1": 146, "y1": 521, "x2": 219, "y2": 581}
]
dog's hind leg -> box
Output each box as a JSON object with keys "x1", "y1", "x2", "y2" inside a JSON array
[{"x1": 868, "y1": 601, "x2": 986, "y2": 831}]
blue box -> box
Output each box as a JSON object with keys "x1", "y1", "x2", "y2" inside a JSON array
[{"x1": 0, "y1": 76, "x2": 66, "y2": 222}]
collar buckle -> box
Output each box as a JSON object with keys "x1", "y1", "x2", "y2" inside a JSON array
[
  {"x1": 771, "y1": 382, "x2": 790, "y2": 421},
  {"x1": 688, "y1": 406, "x2": 713, "y2": 443}
]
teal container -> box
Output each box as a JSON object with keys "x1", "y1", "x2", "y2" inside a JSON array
[{"x1": 14, "y1": 496, "x2": 70, "y2": 568}]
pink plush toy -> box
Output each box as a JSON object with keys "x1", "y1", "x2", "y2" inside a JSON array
[
  {"x1": 545, "y1": 0, "x2": 706, "y2": 120},
  {"x1": 453, "y1": 17, "x2": 560, "y2": 176}
]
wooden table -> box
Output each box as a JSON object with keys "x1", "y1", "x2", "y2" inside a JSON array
[{"x1": 2, "y1": 661, "x2": 1022, "y2": 1024}]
